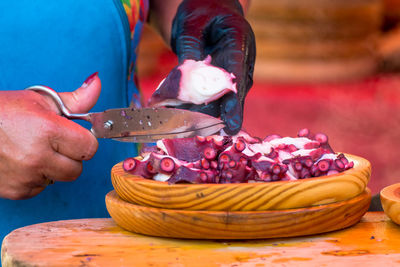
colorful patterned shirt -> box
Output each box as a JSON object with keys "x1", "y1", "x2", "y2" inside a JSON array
[{"x1": 121, "y1": 0, "x2": 149, "y2": 108}]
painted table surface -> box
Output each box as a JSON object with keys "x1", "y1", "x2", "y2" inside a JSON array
[{"x1": 2, "y1": 212, "x2": 400, "y2": 267}]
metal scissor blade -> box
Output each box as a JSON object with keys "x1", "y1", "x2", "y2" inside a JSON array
[
  {"x1": 110, "y1": 122, "x2": 225, "y2": 142},
  {"x1": 89, "y1": 107, "x2": 225, "y2": 142}
]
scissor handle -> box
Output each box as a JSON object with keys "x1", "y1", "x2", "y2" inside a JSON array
[{"x1": 25, "y1": 85, "x2": 91, "y2": 121}]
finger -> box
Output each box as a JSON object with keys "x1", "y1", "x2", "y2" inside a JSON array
[
  {"x1": 171, "y1": 2, "x2": 208, "y2": 62},
  {"x1": 0, "y1": 153, "x2": 83, "y2": 199},
  {"x1": 27, "y1": 187, "x2": 46, "y2": 199},
  {"x1": 1, "y1": 182, "x2": 46, "y2": 200},
  {"x1": 174, "y1": 99, "x2": 221, "y2": 118},
  {"x1": 2, "y1": 187, "x2": 45, "y2": 200},
  {"x1": 41, "y1": 152, "x2": 83, "y2": 182},
  {"x1": 204, "y1": 14, "x2": 255, "y2": 103},
  {"x1": 59, "y1": 72, "x2": 101, "y2": 114},
  {"x1": 48, "y1": 115, "x2": 98, "y2": 161},
  {"x1": 207, "y1": 14, "x2": 256, "y2": 76},
  {"x1": 220, "y1": 93, "x2": 242, "y2": 135}
]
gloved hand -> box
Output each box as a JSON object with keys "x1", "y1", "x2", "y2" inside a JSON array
[{"x1": 170, "y1": 0, "x2": 256, "y2": 135}]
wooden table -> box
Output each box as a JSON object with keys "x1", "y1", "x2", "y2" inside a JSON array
[{"x1": 2, "y1": 212, "x2": 400, "y2": 266}]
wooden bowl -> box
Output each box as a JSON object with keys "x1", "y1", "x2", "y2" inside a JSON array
[
  {"x1": 380, "y1": 183, "x2": 400, "y2": 225},
  {"x1": 105, "y1": 189, "x2": 371, "y2": 239},
  {"x1": 111, "y1": 154, "x2": 371, "y2": 211}
]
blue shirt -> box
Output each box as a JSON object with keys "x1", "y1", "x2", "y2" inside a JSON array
[{"x1": 0, "y1": 0, "x2": 142, "y2": 241}]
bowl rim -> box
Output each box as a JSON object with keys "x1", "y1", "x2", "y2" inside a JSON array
[
  {"x1": 105, "y1": 189, "x2": 372, "y2": 239},
  {"x1": 107, "y1": 188, "x2": 371, "y2": 215},
  {"x1": 381, "y1": 183, "x2": 400, "y2": 201}
]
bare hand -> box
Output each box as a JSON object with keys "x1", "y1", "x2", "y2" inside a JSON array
[{"x1": 0, "y1": 73, "x2": 101, "y2": 200}]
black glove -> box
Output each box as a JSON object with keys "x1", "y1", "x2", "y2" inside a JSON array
[{"x1": 170, "y1": 0, "x2": 256, "y2": 135}]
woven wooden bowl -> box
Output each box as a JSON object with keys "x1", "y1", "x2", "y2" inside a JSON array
[
  {"x1": 111, "y1": 154, "x2": 371, "y2": 211},
  {"x1": 106, "y1": 189, "x2": 371, "y2": 239},
  {"x1": 380, "y1": 183, "x2": 400, "y2": 225}
]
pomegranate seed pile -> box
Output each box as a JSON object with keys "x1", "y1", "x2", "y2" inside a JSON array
[{"x1": 122, "y1": 129, "x2": 354, "y2": 184}]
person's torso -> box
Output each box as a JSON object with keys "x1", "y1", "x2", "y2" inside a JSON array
[{"x1": 0, "y1": 0, "x2": 146, "y2": 241}]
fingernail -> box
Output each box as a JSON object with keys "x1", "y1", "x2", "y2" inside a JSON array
[{"x1": 82, "y1": 72, "x2": 98, "y2": 88}]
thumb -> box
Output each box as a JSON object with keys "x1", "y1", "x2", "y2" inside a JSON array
[
  {"x1": 59, "y1": 72, "x2": 101, "y2": 113},
  {"x1": 220, "y1": 93, "x2": 243, "y2": 135}
]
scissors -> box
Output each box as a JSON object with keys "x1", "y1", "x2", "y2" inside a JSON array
[{"x1": 26, "y1": 85, "x2": 225, "y2": 143}]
